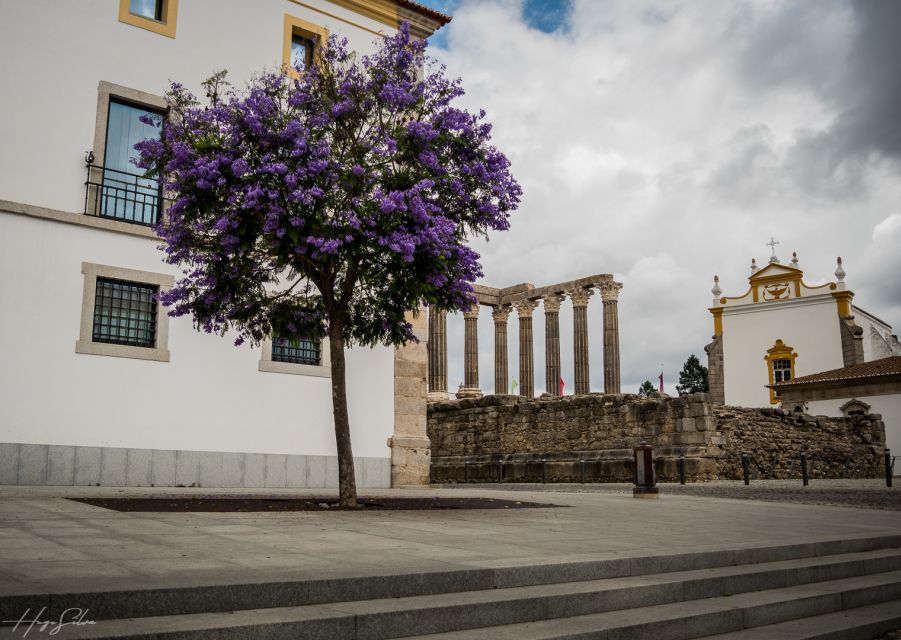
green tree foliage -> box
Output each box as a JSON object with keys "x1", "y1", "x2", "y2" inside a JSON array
[
  {"x1": 676, "y1": 354, "x2": 709, "y2": 395},
  {"x1": 638, "y1": 380, "x2": 656, "y2": 396}
]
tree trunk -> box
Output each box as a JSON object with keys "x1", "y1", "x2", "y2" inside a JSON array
[{"x1": 329, "y1": 323, "x2": 358, "y2": 507}]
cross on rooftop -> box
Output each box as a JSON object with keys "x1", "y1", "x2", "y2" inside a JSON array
[{"x1": 766, "y1": 237, "x2": 780, "y2": 257}]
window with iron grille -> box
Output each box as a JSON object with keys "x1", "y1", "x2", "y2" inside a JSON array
[
  {"x1": 92, "y1": 278, "x2": 159, "y2": 348},
  {"x1": 272, "y1": 337, "x2": 320, "y2": 366}
]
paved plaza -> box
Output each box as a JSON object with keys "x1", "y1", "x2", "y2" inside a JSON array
[{"x1": 1, "y1": 481, "x2": 900, "y2": 598}]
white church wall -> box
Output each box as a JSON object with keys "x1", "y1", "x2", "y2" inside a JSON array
[
  {"x1": 852, "y1": 306, "x2": 901, "y2": 360},
  {"x1": 806, "y1": 395, "x2": 901, "y2": 459},
  {"x1": 0, "y1": 0, "x2": 389, "y2": 214},
  {"x1": 0, "y1": 213, "x2": 394, "y2": 459},
  {"x1": 722, "y1": 299, "x2": 844, "y2": 407}
]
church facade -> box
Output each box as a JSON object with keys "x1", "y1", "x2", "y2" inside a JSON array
[
  {"x1": 706, "y1": 250, "x2": 901, "y2": 452},
  {"x1": 0, "y1": 0, "x2": 448, "y2": 488}
]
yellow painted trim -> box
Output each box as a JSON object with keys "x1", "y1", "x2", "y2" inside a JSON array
[
  {"x1": 749, "y1": 263, "x2": 802, "y2": 282},
  {"x1": 752, "y1": 286, "x2": 759, "y2": 303},
  {"x1": 709, "y1": 308, "x2": 723, "y2": 336},
  {"x1": 287, "y1": 0, "x2": 385, "y2": 38},
  {"x1": 283, "y1": 14, "x2": 330, "y2": 79},
  {"x1": 719, "y1": 287, "x2": 753, "y2": 305},
  {"x1": 794, "y1": 280, "x2": 801, "y2": 297},
  {"x1": 764, "y1": 339, "x2": 797, "y2": 405},
  {"x1": 118, "y1": 0, "x2": 178, "y2": 38},
  {"x1": 751, "y1": 272, "x2": 802, "y2": 286},
  {"x1": 832, "y1": 291, "x2": 854, "y2": 317},
  {"x1": 327, "y1": 0, "x2": 401, "y2": 30}
]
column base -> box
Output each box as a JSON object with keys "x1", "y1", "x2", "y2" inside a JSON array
[
  {"x1": 633, "y1": 486, "x2": 660, "y2": 498},
  {"x1": 455, "y1": 386, "x2": 483, "y2": 399},
  {"x1": 427, "y1": 391, "x2": 450, "y2": 403},
  {"x1": 388, "y1": 435, "x2": 431, "y2": 487}
]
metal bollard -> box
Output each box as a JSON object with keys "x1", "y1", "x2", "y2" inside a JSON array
[
  {"x1": 678, "y1": 455, "x2": 686, "y2": 485},
  {"x1": 886, "y1": 449, "x2": 893, "y2": 488},
  {"x1": 741, "y1": 453, "x2": 750, "y2": 485},
  {"x1": 541, "y1": 458, "x2": 548, "y2": 484},
  {"x1": 464, "y1": 461, "x2": 470, "y2": 483},
  {"x1": 770, "y1": 455, "x2": 779, "y2": 480},
  {"x1": 498, "y1": 460, "x2": 504, "y2": 483},
  {"x1": 800, "y1": 452, "x2": 809, "y2": 486},
  {"x1": 579, "y1": 459, "x2": 585, "y2": 484}
]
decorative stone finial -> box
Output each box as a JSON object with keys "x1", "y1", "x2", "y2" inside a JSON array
[
  {"x1": 790, "y1": 252, "x2": 799, "y2": 269},
  {"x1": 750, "y1": 258, "x2": 758, "y2": 274},
  {"x1": 711, "y1": 275, "x2": 722, "y2": 297},
  {"x1": 835, "y1": 256, "x2": 846, "y2": 283}
]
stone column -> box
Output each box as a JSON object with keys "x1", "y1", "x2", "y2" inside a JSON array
[
  {"x1": 515, "y1": 299, "x2": 539, "y2": 399},
  {"x1": 390, "y1": 307, "x2": 430, "y2": 486},
  {"x1": 427, "y1": 307, "x2": 448, "y2": 401},
  {"x1": 544, "y1": 293, "x2": 565, "y2": 396},
  {"x1": 570, "y1": 288, "x2": 593, "y2": 395},
  {"x1": 599, "y1": 281, "x2": 623, "y2": 395},
  {"x1": 492, "y1": 305, "x2": 511, "y2": 395},
  {"x1": 458, "y1": 304, "x2": 482, "y2": 398}
]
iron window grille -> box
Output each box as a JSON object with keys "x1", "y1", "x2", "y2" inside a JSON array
[
  {"x1": 92, "y1": 278, "x2": 159, "y2": 348},
  {"x1": 272, "y1": 337, "x2": 321, "y2": 366}
]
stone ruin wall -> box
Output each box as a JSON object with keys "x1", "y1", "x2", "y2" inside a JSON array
[{"x1": 427, "y1": 393, "x2": 886, "y2": 483}]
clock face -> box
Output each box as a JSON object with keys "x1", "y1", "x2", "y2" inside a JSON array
[{"x1": 763, "y1": 282, "x2": 790, "y2": 301}]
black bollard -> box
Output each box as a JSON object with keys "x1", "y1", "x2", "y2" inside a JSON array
[
  {"x1": 678, "y1": 455, "x2": 686, "y2": 485},
  {"x1": 741, "y1": 453, "x2": 750, "y2": 485},
  {"x1": 498, "y1": 460, "x2": 504, "y2": 483},
  {"x1": 800, "y1": 452, "x2": 809, "y2": 486},
  {"x1": 541, "y1": 458, "x2": 547, "y2": 484},
  {"x1": 464, "y1": 461, "x2": 470, "y2": 483},
  {"x1": 886, "y1": 449, "x2": 893, "y2": 488},
  {"x1": 579, "y1": 459, "x2": 585, "y2": 484},
  {"x1": 770, "y1": 454, "x2": 779, "y2": 480}
]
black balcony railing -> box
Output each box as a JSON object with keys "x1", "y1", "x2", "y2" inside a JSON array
[{"x1": 84, "y1": 162, "x2": 162, "y2": 226}]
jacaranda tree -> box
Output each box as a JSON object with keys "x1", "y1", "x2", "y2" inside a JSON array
[{"x1": 137, "y1": 25, "x2": 521, "y2": 507}]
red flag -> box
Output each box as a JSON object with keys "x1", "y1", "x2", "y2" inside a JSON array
[
  {"x1": 559, "y1": 377, "x2": 565, "y2": 395},
  {"x1": 658, "y1": 372, "x2": 664, "y2": 393}
]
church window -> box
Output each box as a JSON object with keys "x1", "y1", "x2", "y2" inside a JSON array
[{"x1": 764, "y1": 339, "x2": 797, "y2": 405}]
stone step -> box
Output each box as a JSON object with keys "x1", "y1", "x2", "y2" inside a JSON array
[
  {"x1": 9, "y1": 553, "x2": 901, "y2": 639},
  {"x1": 3, "y1": 534, "x2": 900, "y2": 624},
  {"x1": 403, "y1": 572, "x2": 901, "y2": 640}
]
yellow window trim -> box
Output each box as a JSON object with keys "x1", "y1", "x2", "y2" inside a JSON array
[
  {"x1": 283, "y1": 14, "x2": 330, "y2": 79},
  {"x1": 764, "y1": 339, "x2": 797, "y2": 405},
  {"x1": 118, "y1": 0, "x2": 178, "y2": 38}
]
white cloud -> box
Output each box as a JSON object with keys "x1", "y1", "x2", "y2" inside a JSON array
[{"x1": 431, "y1": 0, "x2": 901, "y2": 392}]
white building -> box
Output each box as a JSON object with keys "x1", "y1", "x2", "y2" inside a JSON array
[
  {"x1": 0, "y1": 0, "x2": 448, "y2": 488},
  {"x1": 705, "y1": 250, "x2": 901, "y2": 452}
]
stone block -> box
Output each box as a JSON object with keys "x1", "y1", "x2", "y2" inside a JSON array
[
  {"x1": 286, "y1": 455, "x2": 308, "y2": 488},
  {"x1": 100, "y1": 448, "x2": 127, "y2": 486},
  {"x1": 307, "y1": 455, "x2": 326, "y2": 487},
  {"x1": 175, "y1": 450, "x2": 199, "y2": 487},
  {"x1": 198, "y1": 451, "x2": 223, "y2": 487},
  {"x1": 74, "y1": 447, "x2": 102, "y2": 486},
  {"x1": 265, "y1": 454, "x2": 287, "y2": 488},
  {"x1": 18, "y1": 444, "x2": 48, "y2": 485},
  {"x1": 243, "y1": 453, "x2": 265, "y2": 488},
  {"x1": 46, "y1": 446, "x2": 75, "y2": 486},
  {"x1": 690, "y1": 403, "x2": 709, "y2": 418},
  {"x1": 680, "y1": 417, "x2": 697, "y2": 432},
  {"x1": 126, "y1": 449, "x2": 152, "y2": 487},
  {"x1": 151, "y1": 450, "x2": 176, "y2": 487},
  {"x1": 222, "y1": 452, "x2": 244, "y2": 488},
  {"x1": 0, "y1": 443, "x2": 19, "y2": 485},
  {"x1": 325, "y1": 456, "x2": 339, "y2": 488}
]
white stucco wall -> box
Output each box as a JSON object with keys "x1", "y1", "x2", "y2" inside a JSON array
[
  {"x1": 853, "y1": 306, "x2": 901, "y2": 361},
  {"x1": 0, "y1": 0, "x2": 389, "y2": 214},
  {"x1": 0, "y1": 194, "x2": 395, "y2": 459},
  {"x1": 806, "y1": 395, "x2": 901, "y2": 459},
  {"x1": 722, "y1": 299, "x2": 844, "y2": 407}
]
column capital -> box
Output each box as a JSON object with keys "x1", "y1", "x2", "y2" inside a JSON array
[
  {"x1": 491, "y1": 305, "x2": 512, "y2": 323},
  {"x1": 514, "y1": 298, "x2": 540, "y2": 317},
  {"x1": 462, "y1": 303, "x2": 481, "y2": 319},
  {"x1": 543, "y1": 293, "x2": 566, "y2": 313},
  {"x1": 598, "y1": 281, "x2": 623, "y2": 303},
  {"x1": 568, "y1": 287, "x2": 593, "y2": 307}
]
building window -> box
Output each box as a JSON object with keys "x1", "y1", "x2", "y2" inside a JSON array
[
  {"x1": 765, "y1": 339, "x2": 797, "y2": 405},
  {"x1": 92, "y1": 278, "x2": 158, "y2": 348},
  {"x1": 260, "y1": 335, "x2": 331, "y2": 377},
  {"x1": 282, "y1": 15, "x2": 328, "y2": 78},
  {"x1": 272, "y1": 337, "x2": 321, "y2": 366},
  {"x1": 76, "y1": 263, "x2": 174, "y2": 362},
  {"x1": 87, "y1": 83, "x2": 168, "y2": 228},
  {"x1": 118, "y1": 0, "x2": 178, "y2": 38}
]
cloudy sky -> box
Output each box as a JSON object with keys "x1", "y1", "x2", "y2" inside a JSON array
[{"x1": 413, "y1": 0, "x2": 901, "y2": 395}]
